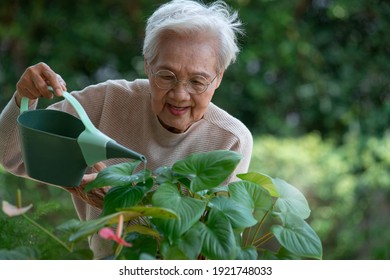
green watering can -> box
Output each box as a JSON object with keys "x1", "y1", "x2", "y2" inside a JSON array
[{"x1": 17, "y1": 87, "x2": 146, "y2": 187}]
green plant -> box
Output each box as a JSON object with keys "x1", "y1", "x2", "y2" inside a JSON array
[
  {"x1": 1, "y1": 150, "x2": 322, "y2": 260},
  {"x1": 76, "y1": 150, "x2": 322, "y2": 260},
  {"x1": 250, "y1": 134, "x2": 390, "y2": 259}
]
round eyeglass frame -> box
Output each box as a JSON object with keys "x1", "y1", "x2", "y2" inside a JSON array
[{"x1": 150, "y1": 69, "x2": 219, "y2": 95}]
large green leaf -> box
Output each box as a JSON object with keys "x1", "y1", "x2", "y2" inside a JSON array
[
  {"x1": 67, "y1": 213, "x2": 119, "y2": 242},
  {"x1": 124, "y1": 224, "x2": 161, "y2": 238},
  {"x1": 102, "y1": 182, "x2": 152, "y2": 216},
  {"x1": 161, "y1": 227, "x2": 202, "y2": 260},
  {"x1": 0, "y1": 247, "x2": 40, "y2": 260},
  {"x1": 151, "y1": 183, "x2": 206, "y2": 241},
  {"x1": 271, "y1": 213, "x2": 323, "y2": 259},
  {"x1": 85, "y1": 161, "x2": 149, "y2": 191},
  {"x1": 235, "y1": 245, "x2": 257, "y2": 260},
  {"x1": 119, "y1": 233, "x2": 157, "y2": 260},
  {"x1": 154, "y1": 166, "x2": 176, "y2": 184},
  {"x1": 229, "y1": 181, "x2": 273, "y2": 222},
  {"x1": 67, "y1": 206, "x2": 173, "y2": 243},
  {"x1": 160, "y1": 242, "x2": 189, "y2": 260},
  {"x1": 273, "y1": 178, "x2": 311, "y2": 219},
  {"x1": 233, "y1": 231, "x2": 258, "y2": 260},
  {"x1": 56, "y1": 219, "x2": 85, "y2": 239},
  {"x1": 237, "y1": 172, "x2": 279, "y2": 197},
  {"x1": 120, "y1": 206, "x2": 178, "y2": 220},
  {"x1": 209, "y1": 196, "x2": 257, "y2": 229},
  {"x1": 197, "y1": 211, "x2": 236, "y2": 260},
  {"x1": 172, "y1": 150, "x2": 242, "y2": 192}
]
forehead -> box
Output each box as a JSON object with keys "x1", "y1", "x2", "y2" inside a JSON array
[{"x1": 152, "y1": 31, "x2": 219, "y2": 76}]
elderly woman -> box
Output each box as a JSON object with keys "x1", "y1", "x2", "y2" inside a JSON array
[{"x1": 0, "y1": 0, "x2": 252, "y2": 258}]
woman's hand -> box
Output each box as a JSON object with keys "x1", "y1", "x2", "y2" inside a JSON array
[
  {"x1": 15, "y1": 62, "x2": 67, "y2": 107},
  {"x1": 63, "y1": 162, "x2": 109, "y2": 209}
]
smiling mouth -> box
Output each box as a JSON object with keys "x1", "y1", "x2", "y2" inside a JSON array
[{"x1": 167, "y1": 104, "x2": 189, "y2": 116}]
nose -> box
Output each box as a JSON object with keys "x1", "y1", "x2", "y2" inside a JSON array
[{"x1": 169, "y1": 81, "x2": 191, "y2": 101}]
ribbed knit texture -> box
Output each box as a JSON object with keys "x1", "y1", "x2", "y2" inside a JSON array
[{"x1": 0, "y1": 79, "x2": 253, "y2": 259}]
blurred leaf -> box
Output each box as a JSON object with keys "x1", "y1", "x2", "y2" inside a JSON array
[
  {"x1": 118, "y1": 233, "x2": 157, "y2": 260},
  {"x1": 61, "y1": 249, "x2": 93, "y2": 260},
  {"x1": 124, "y1": 224, "x2": 160, "y2": 238},
  {"x1": 67, "y1": 210, "x2": 158, "y2": 243},
  {"x1": 0, "y1": 247, "x2": 40, "y2": 260},
  {"x1": 120, "y1": 206, "x2": 177, "y2": 220}
]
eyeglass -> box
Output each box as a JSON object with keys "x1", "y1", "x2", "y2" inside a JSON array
[{"x1": 151, "y1": 69, "x2": 219, "y2": 95}]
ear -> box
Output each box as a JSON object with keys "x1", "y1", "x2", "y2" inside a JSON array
[
  {"x1": 144, "y1": 59, "x2": 150, "y2": 77},
  {"x1": 214, "y1": 70, "x2": 225, "y2": 89}
]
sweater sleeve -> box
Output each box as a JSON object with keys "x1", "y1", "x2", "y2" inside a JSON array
[
  {"x1": 0, "y1": 94, "x2": 38, "y2": 177},
  {"x1": 235, "y1": 129, "x2": 253, "y2": 174},
  {"x1": 227, "y1": 126, "x2": 253, "y2": 183}
]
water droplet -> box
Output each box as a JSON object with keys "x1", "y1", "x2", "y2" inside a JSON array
[{"x1": 142, "y1": 159, "x2": 147, "y2": 184}]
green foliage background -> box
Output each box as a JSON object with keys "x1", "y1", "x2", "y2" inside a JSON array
[{"x1": 0, "y1": 0, "x2": 389, "y2": 259}]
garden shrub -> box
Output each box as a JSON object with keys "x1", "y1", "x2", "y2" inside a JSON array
[{"x1": 250, "y1": 133, "x2": 390, "y2": 259}]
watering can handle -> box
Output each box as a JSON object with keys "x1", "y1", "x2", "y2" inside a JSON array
[
  {"x1": 20, "y1": 97, "x2": 30, "y2": 113},
  {"x1": 20, "y1": 87, "x2": 111, "y2": 166},
  {"x1": 20, "y1": 87, "x2": 98, "y2": 134},
  {"x1": 46, "y1": 86, "x2": 99, "y2": 133}
]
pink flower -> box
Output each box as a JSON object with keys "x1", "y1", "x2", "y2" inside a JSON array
[
  {"x1": 2, "y1": 201, "x2": 33, "y2": 217},
  {"x1": 98, "y1": 214, "x2": 132, "y2": 247}
]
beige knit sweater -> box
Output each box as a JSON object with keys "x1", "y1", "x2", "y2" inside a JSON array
[{"x1": 0, "y1": 79, "x2": 253, "y2": 259}]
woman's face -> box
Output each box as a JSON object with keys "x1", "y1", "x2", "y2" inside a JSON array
[{"x1": 146, "y1": 33, "x2": 223, "y2": 133}]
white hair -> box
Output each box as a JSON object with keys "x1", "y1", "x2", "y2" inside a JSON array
[{"x1": 143, "y1": 0, "x2": 244, "y2": 71}]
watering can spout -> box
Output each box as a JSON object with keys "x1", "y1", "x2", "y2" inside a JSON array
[
  {"x1": 106, "y1": 140, "x2": 147, "y2": 163},
  {"x1": 60, "y1": 90, "x2": 147, "y2": 166}
]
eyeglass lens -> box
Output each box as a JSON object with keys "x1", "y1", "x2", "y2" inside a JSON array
[{"x1": 153, "y1": 70, "x2": 214, "y2": 94}]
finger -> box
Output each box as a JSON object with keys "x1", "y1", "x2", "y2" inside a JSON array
[
  {"x1": 41, "y1": 69, "x2": 64, "y2": 97},
  {"x1": 57, "y1": 74, "x2": 67, "y2": 90},
  {"x1": 16, "y1": 85, "x2": 39, "y2": 100},
  {"x1": 57, "y1": 75, "x2": 67, "y2": 93},
  {"x1": 45, "y1": 74, "x2": 66, "y2": 87},
  {"x1": 80, "y1": 173, "x2": 98, "y2": 186},
  {"x1": 31, "y1": 71, "x2": 54, "y2": 99},
  {"x1": 92, "y1": 162, "x2": 107, "y2": 173}
]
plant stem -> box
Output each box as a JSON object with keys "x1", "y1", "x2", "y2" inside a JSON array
[
  {"x1": 16, "y1": 189, "x2": 22, "y2": 208},
  {"x1": 253, "y1": 232, "x2": 274, "y2": 247},
  {"x1": 114, "y1": 244, "x2": 123, "y2": 258},
  {"x1": 22, "y1": 214, "x2": 72, "y2": 253},
  {"x1": 117, "y1": 214, "x2": 124, "y2": 238},
  {"x1": 248, "y1": 201, "x2": 276, "y2": 246},
  {"x1": 243, "y1": 226, "x2": 252, "y2": 247},
  {"x1": 249, "y1": 209, "x2": 271, "y2": 245}
]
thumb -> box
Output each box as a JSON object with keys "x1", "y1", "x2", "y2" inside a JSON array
[
  {"x1": 93, "y1": 161, "x2": 107, "y2": 172},
  {"x1": 81, "y1": 173, "x2": 98, "y2": 186}
]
